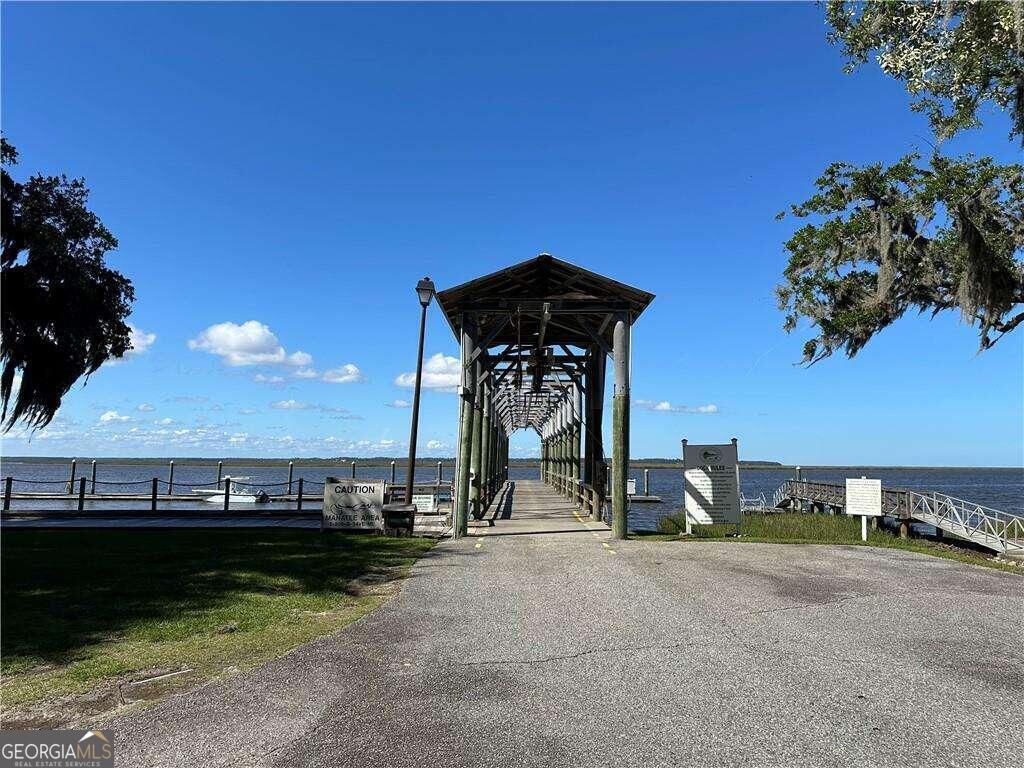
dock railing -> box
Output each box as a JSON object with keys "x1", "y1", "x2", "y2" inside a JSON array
[{"x1": 776, "y1": 479, "x2": 1024, "y2": 555}]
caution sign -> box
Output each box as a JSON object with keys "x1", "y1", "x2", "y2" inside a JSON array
[{"x1": 322, "y1": 477, "x2": 384, "y2": 531}]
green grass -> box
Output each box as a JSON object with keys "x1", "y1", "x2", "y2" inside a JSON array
[
  {"x1": 639, "y1": 512, "x2": 1021, "y2": 574},
  {"x1": 1, "y1": 529, "x2": 434, "y2": 720}
]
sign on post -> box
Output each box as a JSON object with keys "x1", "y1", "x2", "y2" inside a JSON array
[
  {"x1": 411, "y1": 493, "x2": 437, "y2": 514},
  {"x1": 683, "y1": 440, "x2": 741, "y2": 526},
  {"x1": 322, "y1": 477, "x2": 384, "y2": 531},
  {"x1": 845, "y1": 477, "x2": 881, "y2": 541},
  {"x1": 845, "y1": 478, "x2": 882, "y2": 516},
  {"x1": 626, "y1": 478, "x2": 637, "y2": 497}
]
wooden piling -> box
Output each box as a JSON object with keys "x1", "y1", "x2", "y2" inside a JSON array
[
  {"x1": 168, "y1": 460, "x2": 175, "y2": 494},
  {"x1": 217, "y1": 461, "x2": 223, "y2": 489},
  {"x1": 90, "y1": 460, "x2": 97, "y2": 493},
  {"x1": 78, "y1": 477, "x2": 86, "y2": 512},
  {"x1": 611, "y1": 317, "x2": 630, "y2": 539},
  {"x1": 390, "y1": 460, "x2": 396, "y2": 485},
  {"x1": 287, "y1": 461, "x2": 294, "y2": 494},
  {"x1": 151, "y1": 477, "x2": 158, "y2": 512},
  {"x1": 3, "y1": 477, "x2": 10, "y2": 512},
  {"x1": 296, "y1": 477, "x2": 304, "y2": 512},
  {"x1": 223, "y1": 477, "x2": 231, "y2": 512}
]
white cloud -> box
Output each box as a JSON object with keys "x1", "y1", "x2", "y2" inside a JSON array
[
  {"x1": 395, "y1": 353, "x2": 460, "y2": 392},
  {"x1": 293, "y1": 367, "x2": 319, "y2": 379},
  {"x1": 99, "y1": 410, "x2": 131, "y2": 423},
  {"x1": 634, "y1": 399, "x2": 718, "y2": 414},
  {"x1": 188, "y1": 321, "x2": 312, "y2": 368},
  {"x1": 425, "y1": 439, "x2": 447, "y2": 450},
  {"x1": 253, "y1": 373, "x2": 286, "y2": 387},
  {"x1": 270, "y1": 399, "x2": 311, "y2": 410},
  {"x1": 322, "y1": 364, "x2": 365, "y2": 384},
  {"x1": 137, "y1": 403, "x2": 155, "y2": 412},
  {"x1": 386, "y1": 399, "x2": 411, "y2": 408},
  {"x1": 126, "y1": 325, "x2": 156, "y2": 357},
  {"x1": 105, "y1": 324, "x2": 156, "y2": 365},
  {"x1": 154, "y1": 417, "x2": 174, "y2": 425}
]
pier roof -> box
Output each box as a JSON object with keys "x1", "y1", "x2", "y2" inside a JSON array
[{"x1": 435, "y1": 253, "x2": 655, "y2": 346}]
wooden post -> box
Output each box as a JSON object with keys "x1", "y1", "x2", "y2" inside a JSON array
[
  {"x1": 585, "y1": 346, "x2": 606, "y2": 522},
  {"x1": 351, "y1": 461, "x2": 356, "y2": 479},
  {"x1": 437, "y1": 461, "x2": 443, "y2": 484},
  {"x1": 223, "y1": 477, "x2": 232, "y2": 512},
  {"x1": 168, "y1": 460, "x2": 175, "y2": 494},
  {"x1": 296, "y1": 477, "x2": 304, "y2": 512},
  {"x1": 644, "y1": 468, "x2": 650, "y2": 497},
  {"x1": 151, "y1": 477, "x2": 158, "y2": 512},
  {"x1": 480, "y1": 388, "x2": 491, "y2": 510},
  {"x1": 390, "y1": 460, "x2": 396, "y2": 485},
  {"x1": 611, "y1": 317, "x2": 630, "y2": 539},
  {"x1": 217, "y1": 461, "x2": 223, "y2": 489},
  {"x1": 469, "y1": 365, "x2": 484, "y2": 519},
  {"x1": 3, "y1": 477, "x2": 11, "y2": 511},
  {"x1": 90, "y1": 460, "x2": 98, "y2": 493},
  {"x1": 68, "y1": 458, "x2": 77, "y2": 494},
  {"x1": 454, "y1": 316, "x2": 477, "y2": 536},
  {"x1": 287, "y1": 461, "x2": 294, "y2": 494},
  {"x1": 78, "y1": 477, "x2": 86, "y2": 512},
  {"x1": 572, "y1": 386, "x2": 582, "y2": 504}
]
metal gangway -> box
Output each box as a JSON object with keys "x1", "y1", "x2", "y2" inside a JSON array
[{"x1": 774, "y1": 480, "x2": 1024, "y2": 556}]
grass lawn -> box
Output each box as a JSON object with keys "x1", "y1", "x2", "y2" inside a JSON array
[
  {"x1": 1, "y1": 529, "x2": 434, "y2": 726},
  {"x1": 638, "y1": 512, "x2": 1021, "y2": 574}
]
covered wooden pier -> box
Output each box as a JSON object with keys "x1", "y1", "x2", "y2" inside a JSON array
[{"x1": 435, "y1": 253, "x2": 654, "y2": 538}]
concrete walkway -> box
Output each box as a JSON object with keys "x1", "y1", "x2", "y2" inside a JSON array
[{"x1": 108, "y1": 480, "x2": 1023, "y2": 767}]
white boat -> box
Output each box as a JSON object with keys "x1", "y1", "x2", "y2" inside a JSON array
[{"x1": 191, "y1": 477, "x2": 259, "y2": 504}]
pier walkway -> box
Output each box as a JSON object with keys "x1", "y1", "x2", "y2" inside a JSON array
[{"x1": 108, "y1": 479, "x2": 1023, "y2": 767}]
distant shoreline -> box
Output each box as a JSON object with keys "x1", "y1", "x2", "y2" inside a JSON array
[{"x1": 2, "y1": 456, "x2": 1021, "y2": 471}]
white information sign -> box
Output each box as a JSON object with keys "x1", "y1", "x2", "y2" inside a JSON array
[
  {"x1": 627, "y1": 478, "x2": 637, "y2": 496},
  {"x1": 845, "y1": 478, "x2": 882, "y2": 517},
  {"x1": 683, "y1": 442, "x2": 740, "y2": 525},
  {"x1": 322, "y1": 477, "x2": 384, "y2": 531},
  {"x1": 411, "y1": 493, "x2": 436, "y2": 514}
]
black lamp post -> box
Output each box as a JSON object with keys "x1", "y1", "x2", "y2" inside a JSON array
[{"x1": 405, "y1": 276, "x2": 435, "y2": 506}]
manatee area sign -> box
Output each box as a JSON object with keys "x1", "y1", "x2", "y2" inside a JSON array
[
  {"x1": 682, "y1": 439, "x2": 741, "y2": 527},
  {"x1": 322, "y1": 478, "x2": 385, "y2": 531}
]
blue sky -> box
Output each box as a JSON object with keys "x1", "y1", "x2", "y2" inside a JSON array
[{"x1": 2, "y1": 2, "x2": 1021, "y2": 465}]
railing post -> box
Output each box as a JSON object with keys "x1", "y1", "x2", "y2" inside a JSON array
[
  {"x1": 91, "y1": 460, "x2": 98, "y2": 493},
  {"x1": 437, "y1": 461, "x2": 443, "y2": 484},
  {"x1": 151, "y1": 477, "x2": 158, "y2": 512},
  {"x1": 287, "y1": 461, "x2": 294, "y2": 494},
  {"x1": 390, "y1": 460, "x2": 396, "y2": 485},
  {"x1": 4, "y1": 476, "x2": 12, "y2": 511},
  {"x1": 67, "y1": 458, "x2": 77, "y2": 494},
  {"x1": 217, "y1": 461, "x2": 223, "y2": 489},
  {"x1": 223, "y1": 477, "x2": 231, "y2": 512},
  {"x1": 351, "y1": 461, "x2": 356, "y2": 479},
  {"x1": 296, "y1": 477, "x2": 304, "y2": 512},
  {"x1": 168, "y1": 460, "x2": 175, "y2": 494},
  {"x1": 644, "y1": 468, "x2": 649, "y2": 497},
  {"x1": 78, "y1": 477, "x2": 86, "y2": 512}
]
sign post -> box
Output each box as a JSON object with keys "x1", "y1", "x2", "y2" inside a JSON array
[
  {"x1": 682, "y1": 438, "x2": 741, "y2": 532},
  {"x1": 322, "y1": 477, "x2": 385, "y2": 532},
  {"x1": 845, "y1": 476, "x2": 882, "y2": 541}
]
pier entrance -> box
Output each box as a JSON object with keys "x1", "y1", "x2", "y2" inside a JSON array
[{"x1": 435, "y1": 254, "x2": 654, "y2": 539}]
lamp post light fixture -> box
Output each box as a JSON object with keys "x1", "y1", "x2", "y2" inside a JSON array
[{"x1": 405, "y1": 276, "x2": 435, "y2": 508}]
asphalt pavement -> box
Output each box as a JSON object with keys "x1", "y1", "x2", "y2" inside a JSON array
[{"x1": 108, "y1": 480, "x2": 1024, "y2": 767}]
